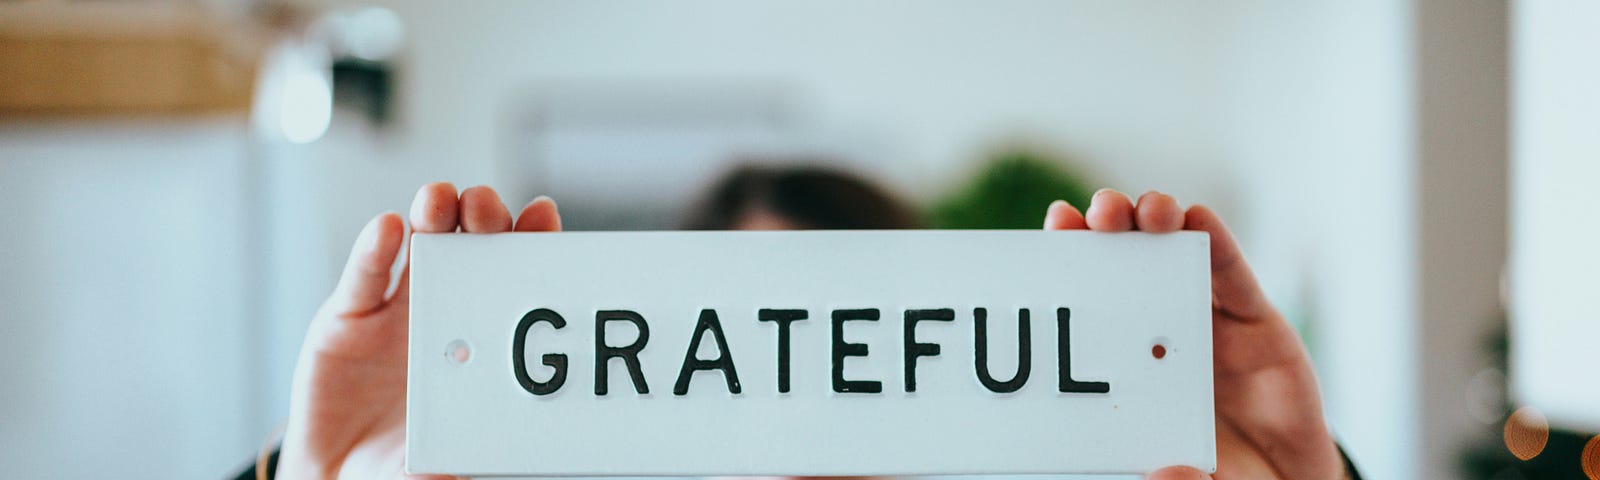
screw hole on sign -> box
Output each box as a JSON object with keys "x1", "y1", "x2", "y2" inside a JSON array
[
  {"x1": 1150, "y1": 336, "x2": 1170, "y2": 360},
  {"x1": 445, "y1": 339, "x2": 472, "y2": 365}
]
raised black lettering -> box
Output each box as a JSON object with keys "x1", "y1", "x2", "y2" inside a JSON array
[
  {"x1": 758, "y1": 308, "x2": 808, "y2": 393},
  {"x1": 974, "y1": 307, "x2": 1031, "y2": 393},
  {"x1": 674, "y1": 309, "x2": 741, "y2": 395},
  {"x1": 1057, "y1": 307, "x2": 1110, "y2": 394},
  {"x1": 903, "y1": 308, "x2": 953, "y2": 392},
  {"x1": 831, "y1": 308, "x2": 882, "y2": 393},
  {"x1": 513, "y1": 308, "x2": 568, "y2": 396},
  {"x1": 595, "y1": 310, "x2": 650, "y2": 395}
]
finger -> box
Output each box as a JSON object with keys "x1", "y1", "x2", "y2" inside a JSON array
[
  {"x1": 1146, "y1": 466, "x2": 1211, "y2": 480},
  {"x1": 514, "y1": 196, "x2": 564, "y2": 232},
  {"x1": 326, "y1": 212, "x2": 405, "y2": 316},
  {"x1": 1135, "y1": 191, "x2": 1185, "y2": 233},
  {"x1": 460, "y1": 185, "x2": 513, "y2": 233},
  {"x1": 1042, "y1": 199, "x2": 1089, "y2": 230},
  {"x1": 393, "y1": 182, "x2": 459, "y2": 305},
  {"x1": 409, "y1": 182, "x2": 460, "y2": 233},
  {"x1": 1214, "y1": 417, "x2": 1287, "y2": 479},
  {"x1": 1183, "y1": 205, "x2": 1274, "y2": 322},
  {"x1": 1085, "y1": 188, "x2": 1136, "y2": 231}
]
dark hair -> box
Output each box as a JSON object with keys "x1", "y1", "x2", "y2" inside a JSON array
[{"x1": 682, "y1": 164, "x2": 922, "y2": 230}]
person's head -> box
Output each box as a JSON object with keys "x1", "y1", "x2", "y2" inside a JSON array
[{"x1": 682, "y1": 164, "x2": 921, "y2": 231}]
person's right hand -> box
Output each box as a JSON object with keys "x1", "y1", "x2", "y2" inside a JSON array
[
  {"x1": 1043, "y1": 190, "x2": 1345, "y2": 480},
  {"x1": 277, "y1": 183, "x2": 562, "y2": 479}
]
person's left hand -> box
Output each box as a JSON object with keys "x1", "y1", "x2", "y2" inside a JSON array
[{"x1": 278, "y1": 183, "x2": 562, "y2": 479}]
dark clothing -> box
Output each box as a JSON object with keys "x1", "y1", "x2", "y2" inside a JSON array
[
  {"x1": 1340, "y1": 443, "x2": 1364, "y2": 480},
  {"x1": 234, "y1": 445, "x2": 1362, "y2": 479},
  {"x1": 230, "y1": 449, "x2": 277, "y2": 480}
]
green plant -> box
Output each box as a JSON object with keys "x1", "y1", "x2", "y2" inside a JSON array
[{"x1": 929, "y1": 150, "x2": 1097, "y2": 229}]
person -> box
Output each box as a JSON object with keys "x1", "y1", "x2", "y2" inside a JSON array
[
  {"x1": 246, "y1": 166, "x2": 1358, "y2": 480},
  {"x1": 681, "y1": 165, "x2": 922, "y2": 230}
]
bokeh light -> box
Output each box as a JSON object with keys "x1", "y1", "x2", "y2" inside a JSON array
[
  {"x1": 1582, "y1": 435, "x2": 1600, "y2": 480},
  {"x1": 279, "y1": 70, "x2": 332, "y2": 144},
  {"x1": 1503, "y1": 406, "x2": 1550, "y2": 461}
]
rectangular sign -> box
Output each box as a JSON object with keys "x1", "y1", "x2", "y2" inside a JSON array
[{"x1": 407, "y1": 231, "x2": 1214, "y2": 476}]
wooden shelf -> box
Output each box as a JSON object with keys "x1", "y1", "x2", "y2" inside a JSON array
[{"x1": 0, "y1": 2, "x2": 265, "y2": 115}]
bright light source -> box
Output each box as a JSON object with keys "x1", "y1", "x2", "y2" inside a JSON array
[
  {"x1": 252, "y1": 40, "x2": 333, "y2": 144},
  {"x1": 279, "y1": 70, "x2": 332, "y2": 144}
]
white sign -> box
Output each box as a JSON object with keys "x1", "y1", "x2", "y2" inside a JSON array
[{"x1": 407, "y1": 231, "x2": 1215, "y2": 477}]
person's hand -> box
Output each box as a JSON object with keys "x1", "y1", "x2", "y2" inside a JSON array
[
  {"x1": 278, "y1": 183, "x2": 562, "y2": 479},
  {"x1": 1043, "y1": 189, "x2": 1345, "y2": 480}
]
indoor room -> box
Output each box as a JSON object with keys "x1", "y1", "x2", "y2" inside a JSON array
[{"x1": 1, "y1": 1, "x2": 1595, "y2": 479}]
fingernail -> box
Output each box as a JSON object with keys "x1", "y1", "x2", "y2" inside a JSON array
[
  {"x1": 1093, "y1": 188, "x2": 1129, "y2": 201},
  {"x1": 355, "y1": 214, "x2": 385, "y2": 253},
  {"x1": 408, "y1": 190, "x2": 430, "y2": 220},
  {"x1": 1045, "y1": 199, "x2": 1068, "y2": 223},
  {"x1": 524, "y1": 195, "x2": 557, "y2": 211}
]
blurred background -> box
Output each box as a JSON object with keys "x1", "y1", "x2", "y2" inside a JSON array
[{"x1": 1, "y1": 0, "x2": 1596, "y2": 478}]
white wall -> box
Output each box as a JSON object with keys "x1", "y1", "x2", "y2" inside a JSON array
[
  {"x1": 1510, "y1": 0, "x2": 1600, "y2": 431},
  {"x1": 367, "y1": 0, "x2": 1240, "y2": 202},
  {"x1": 1218, "y1": 2, "x2": 1418, "y2": 478},
  {"x1": 0, "y1": 120, "x2": 257, "y2": 478}
]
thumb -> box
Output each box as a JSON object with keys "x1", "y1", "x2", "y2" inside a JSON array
[
  {"x1": 325, "y1": 212, "x2": 406, "y2": 316},
  {"x1": 1147, "y1": 466, "x2": 1212, "y2": 480},
  {"x1": 1183, "y1": 204, "x2": 1274, "y2": 322}
]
